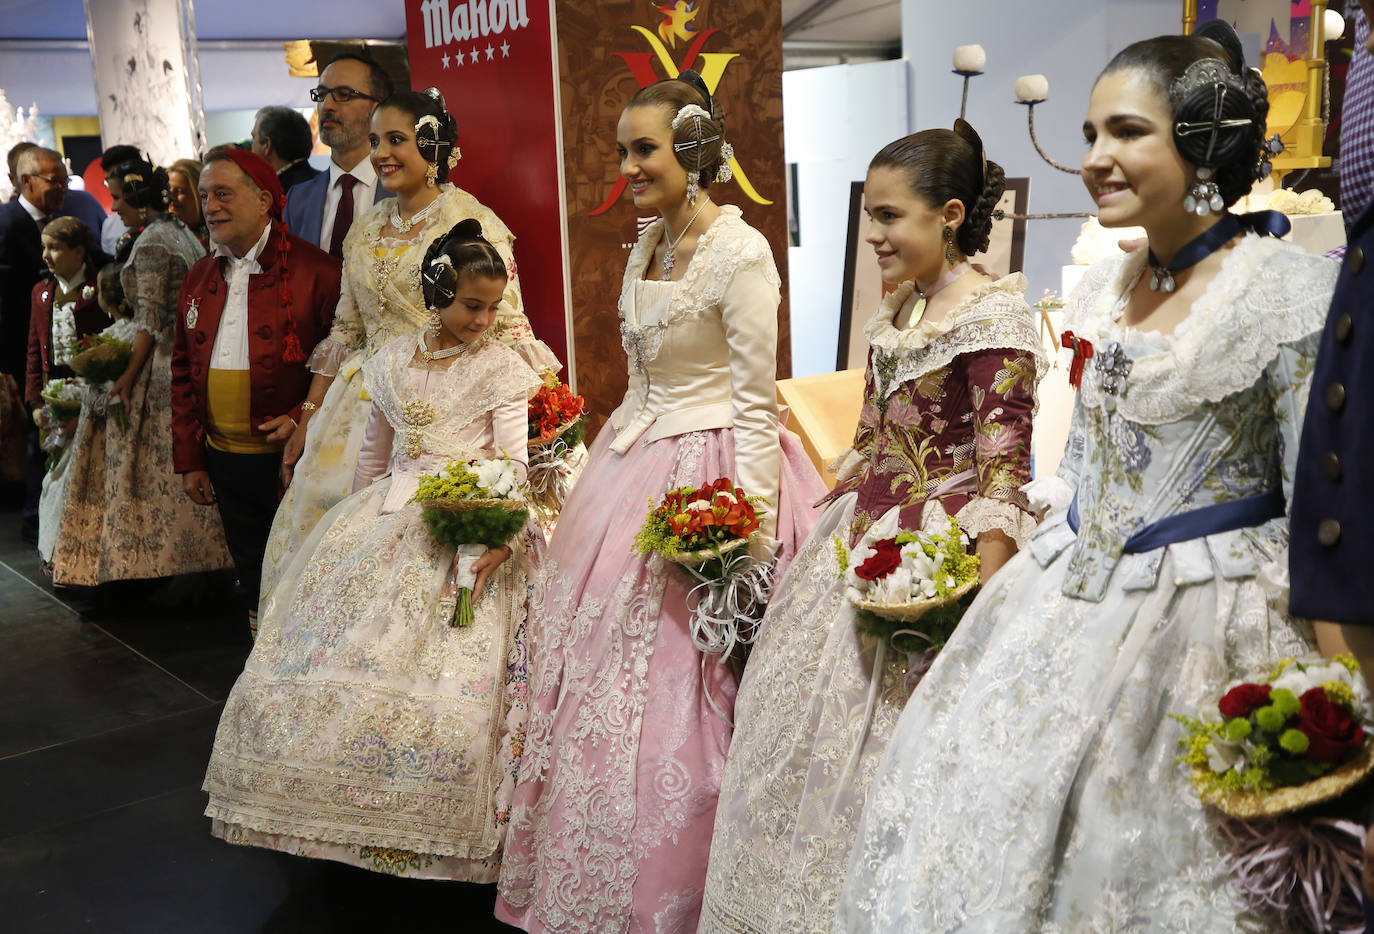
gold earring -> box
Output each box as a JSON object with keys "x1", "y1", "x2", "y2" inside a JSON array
[
  {"x1": 943, "y1": 225, "x2": 959, "y2": 266},
  {"x1": 425, "y1": 162, "x2": 438, "y2": 188},
  {"x1": 427, "y1": 306, "x2": 442, "y2": 335}
]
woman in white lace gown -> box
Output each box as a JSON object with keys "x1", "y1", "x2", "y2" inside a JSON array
[
  {"x1": 836, "y1": 25, "x2": 1338, "y2": 932},
  {"x1": 495, "y1": 71, "x2": 827, "y2": 934},
  {"x1": 699, "y1": 124, "x2": 1043, "y2": 934},
  {"x1": 259, "y1": 88, "x2": 557, "y2": 614},
  {"x1": 203, "y1": 221, "x2": 541, "y2": 879}
]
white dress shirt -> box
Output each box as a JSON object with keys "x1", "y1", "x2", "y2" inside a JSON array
[
  {"x1": 50, "y1": 269, "x2": 85, "y2": 367},
  {"x1": 18, "y1": 193, "x2": 45, "y2": 224},
  {"x1": 320, "y1": 158, "x2": 379, "y2": 249},
  {"x1": 210, "y1": 223, "x2": 273, "y2": 370}
]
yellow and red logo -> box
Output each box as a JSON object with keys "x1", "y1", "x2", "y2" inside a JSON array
[{"x1": 590, "y1": 3, "x2": 772, "y2": 214}]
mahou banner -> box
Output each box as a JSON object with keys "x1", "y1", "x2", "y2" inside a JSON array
[
  {"x1": 404, "y1": 0, "x2": 570, "y2": 366},
  {"x1": 558, "y1": 0, "x2": 790, "y2": 430}
]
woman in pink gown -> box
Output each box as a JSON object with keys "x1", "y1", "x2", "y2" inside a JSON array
[{"x1": 495, "y1": 71, "x2": 826, "y2": 933}]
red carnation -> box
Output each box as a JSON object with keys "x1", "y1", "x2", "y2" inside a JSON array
[
  {"x1": 854, "y1": 538, "x2": 903, "y2": 581},
  {"x1": 1218, "y1": 683, "x2": 1272, "y2": 719},
  {"x1": 1293, "y1": 687, "x2": 1365, "y2": 763}
]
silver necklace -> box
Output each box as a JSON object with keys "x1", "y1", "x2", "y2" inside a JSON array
[
  {"x1": 660, "y1": 201, "x2": 709, "y2": 280},
  {"x1": 390, "y1": 195, "x2": 442, "y2": 235}
]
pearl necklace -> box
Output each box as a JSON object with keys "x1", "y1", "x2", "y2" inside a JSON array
[
  {"x1": 417, "y1": 331, "x2": 482, "y2": 364},
  {"x1": 390, "y1": 194, "x2": 442, "y2": 235},
  {"x1": 660, "y1": 201, "x2": 709, "y2": 280}
]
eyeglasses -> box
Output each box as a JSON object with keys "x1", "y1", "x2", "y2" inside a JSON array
[
  {"x1": 310, "y1": 85, "x2": 380, "y2": 104},
  {"x1": 33, "y1": 173, "x2": 70, "y2": 188}
]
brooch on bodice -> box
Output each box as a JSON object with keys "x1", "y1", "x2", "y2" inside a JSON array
[
  {"x1": 1094, "y1": 340, "x2": 1132, "y2": 411},
  {"x1": 872, "y1": 349, "x2": 899, "y2": 415},
  {"x1": 401, "y1": 398, "x2": 435, "y2": 458},
  {"x1": 186, "y1": 297, "x2": 200, "y2": 330}
]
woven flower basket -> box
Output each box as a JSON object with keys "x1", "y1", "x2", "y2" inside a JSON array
[
  {"x1": 40, "y1": 391, "x2": 82, "y2": 422},
  {"x1": 1197, "y1": 738, "x2": 1374, "y2": 819},
  {"x1": 853, "y1": 578, "x2": 978, "y2": 622},
  {"x1": 669, "y1": 536, "x2": 751, "y2": 567},
  {"x1": 527, "y1": 419, "x2": 581, "y2": 452},
  {"x1": 416, "y1": 496, "x2": 526, "y2": 514}
]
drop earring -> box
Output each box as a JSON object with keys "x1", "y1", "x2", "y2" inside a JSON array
[
  {"x1": 1183, "y1": 166, "x2": 1222, "y2": 216},
  {"x1": 425, "y1": 162, "x2": 438, "y2": 188},
  {"x1": 685, "y1": 170, "x2": 700, "y2": 208},
  {"x1": 427, "y1": 307, "x2": 442, "y2": 336},
  {"x1": 943, "y1": 225, "x2": 959, "y2": 266}
]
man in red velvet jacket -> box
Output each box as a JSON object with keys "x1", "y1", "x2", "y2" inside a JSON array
[{"x1": 170, "y1": 150, "x2": 340, "y2": 632}]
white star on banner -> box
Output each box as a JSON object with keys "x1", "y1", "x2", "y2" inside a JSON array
[
  {"x1": 485, "y1": 44, "x2": 495, "y2": 60},
  {"x1": 454, "y1": 49, "x2": 464, "y2": 66},
  {"x1": 470, "y1": 47, "x2": 479, "y2": 64},
  {"x1": 442, "y1": 52, "x2": 450, "y2": 69},
  {"x1": 501, "y1": 40, "x2": 510, "y2": 57}
]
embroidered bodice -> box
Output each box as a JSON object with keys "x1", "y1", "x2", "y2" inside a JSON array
[
  {"x1": 608, "y1": 206, "x2": 783, "y2": 532},
  {"x1": 121, "y1": 216, "x2": 206, "y2": 344},
  {"x1": 355, "y1": 335, "x2": 541, "y2": 513},
  {"x1": 827, "y1": 274, "x2": 1044, "y2": 546},
  {"x1": 1031, "y1": 234, "x2": 1337, "y2": 601},
  {"x1": 308, "y1": 184, "x2": 558, "y2": 379}
]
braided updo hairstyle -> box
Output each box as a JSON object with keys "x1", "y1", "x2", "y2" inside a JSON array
[
  {"x1": 110, "y1": 156, "x2": 171, "y2": 211},
  {"x1": 421, "y1": 218, "x2": 507, "y2": 310},
  {"x1": 1100, "y1": 20, "x2": 1270, "y2": 208},
  {"x1": 627, "y1": 69, "x2": 727, "y2": 190},
  {"x1": 869, "y1": 119, "x2": 1006, "y2": 257},
  {"x1": 382, "y1": 88, "x2": 460, "y2": 184}
]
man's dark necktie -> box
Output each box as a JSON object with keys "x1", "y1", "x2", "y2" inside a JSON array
[{"x1": 327, "y1": 175, "x2": 357, "y2": 259}]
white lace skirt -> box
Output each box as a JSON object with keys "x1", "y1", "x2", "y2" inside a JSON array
[{"x1": 834, "y1": 545, "x2": 1314, "y2": 932}]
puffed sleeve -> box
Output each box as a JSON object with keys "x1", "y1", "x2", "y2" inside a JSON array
[
  {"x1": 720, "y1": 247, "x2": 782, "y2": 538},
  {"x1": 311, "y1": 261, "x2": 362, "y2": 376},
  {"x1": 486, "y1": 231, "x2": 562, "y2": 375},
  {"x1": 954, "y1": 347, "x2": 1038, "y2": 549},
  {"x1": 350, "y1": 401, "x2": 395, "y2": 493},
  {"x1": 121, "y1": 242, "x2": 190, "y2": 343},
  {"x1": 490, "y1": 392, "x2": 530, "y2": 482}
]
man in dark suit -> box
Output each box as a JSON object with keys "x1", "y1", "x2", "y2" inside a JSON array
[
  {"x1": 171, "y1": 150, "x2": 340, "y2": 633},
  {"x1": 6, "y1": 142, "x2": 106, "y2": 236},
  {"x1": 284, "y1": 50, "x2": 395, "y2": 256},
  {"x1": 1288, "y1": 0, "x2": 1374, "y2": 919},
  {"x1": 251, "y1": 105, "x2": 322, "y2": 194}
]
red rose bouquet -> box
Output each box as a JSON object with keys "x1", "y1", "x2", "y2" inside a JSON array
[
  {"x1": 634, "y1": 478, "x2": 773, "y2": 667},
  {"x1": 1174, "y1": 654, "x2": 1373, "y2": 933}
]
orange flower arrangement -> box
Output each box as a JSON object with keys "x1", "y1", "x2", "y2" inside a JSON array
[{"x1": 527, "y1": 375, "x2": 586, "y2": 443}]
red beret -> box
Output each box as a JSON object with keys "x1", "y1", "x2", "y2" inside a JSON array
[{"x1": 221, "y1": 149, "x2": 286, "y2": 221}]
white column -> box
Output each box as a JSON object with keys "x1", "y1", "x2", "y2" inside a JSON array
[{"x1": 82, "y1": 0, "x2": 206, "y2": 165}]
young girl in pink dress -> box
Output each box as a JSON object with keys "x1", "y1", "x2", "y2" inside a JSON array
[{"x1": 496, "y1": 71, "x2": 827, "y2": 934}]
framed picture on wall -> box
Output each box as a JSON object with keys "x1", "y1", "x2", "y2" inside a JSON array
[{"x1": 836, "y1": 177, "x2": 1031, "y2": 372}]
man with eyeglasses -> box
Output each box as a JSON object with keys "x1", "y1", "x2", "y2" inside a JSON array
[{"x1": 283, "y1": 50, "x2": 396, "y2": 257}]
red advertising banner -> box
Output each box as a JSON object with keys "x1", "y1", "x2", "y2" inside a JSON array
[
  {"x1": 556, "y1": 0, "x2": 790, "y2": 432},
  {"x1": 404, "y1": 0, "x2": 569, "y2": 366}
]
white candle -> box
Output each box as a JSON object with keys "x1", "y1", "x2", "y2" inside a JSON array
[
  {"x1": 953, "y1": 44, "x2": 986, "y2": 74},
  {"x1": 1015, "y1": 74, "x2": 1049, "y2": 103}
]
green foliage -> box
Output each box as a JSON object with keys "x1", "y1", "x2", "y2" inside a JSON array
[
  {"x1": 1269, "y1": 687, "x2": 1300, "y2": 717},
  {"x1": 633, "y1": 499, "x2": 683, "y2": 558},
  {"x1": 410, "y1": 460, "x2": 482, "y2": 503},
  {"x1": 421, "y1": 505, "x2": 528, "y2": 550},
  {"x1": 854, "y1": 594, "x2": 976, "y2": 656},
  {"x1": 833, "y1": 535, "x2": 849, "y2": 572}
]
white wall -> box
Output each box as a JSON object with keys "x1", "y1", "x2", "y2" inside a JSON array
[
  {"x1": 784, "y1": 58, "x2": 909, "y2": 378},
  {"x1": 902, "y1": 0, "x2": 1176, "y2": 300}
]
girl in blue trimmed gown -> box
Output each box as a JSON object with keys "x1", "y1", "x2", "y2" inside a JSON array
[{"x1": 836, "y1": 24, "x2": 1339, "y2": 932}]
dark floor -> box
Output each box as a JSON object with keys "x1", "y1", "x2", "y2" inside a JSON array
[{"x1": 0, "y1": 505, "x2": 516, "y2": 933}]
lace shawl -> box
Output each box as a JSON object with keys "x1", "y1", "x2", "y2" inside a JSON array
[
  {"x1": 362, "y1": 335, "x2": 541, "y2": 463},
  {"x1": 864, "y1": 273, "x2": 1048, "y2": 409},
  {"x1": 120, "y1": 217, "x2": 206, "y2": 344},
  {"x1": 1063, "y1": 235, "x2": 1337, "y2": 425},
  {"x1": 617, "y1": 206, "x2": 780, "y2": 371}
]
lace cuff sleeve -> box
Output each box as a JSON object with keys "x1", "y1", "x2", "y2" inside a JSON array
[
  {"x1": 955, "y1": 497, "x2": 1038, "y2": 551},
  {"x1": 307, "y1": 337, "x2": 352, "y2": 377}
]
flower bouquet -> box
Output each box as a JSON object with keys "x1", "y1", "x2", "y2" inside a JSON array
[
  {"x1": 838, "y1": 512, "x2": 980, "y2": 688},
  {"x1": 634, "y1": 478, "x2": 774, "y2": 664},
  {"x1": 1173, "y1": 654, "x2": 1373, "y2": 933},
  {"x1": 410, "y1": 457, "x2": 529, "y2": 627},
  {"x1": 69, "y1": 333, "x2": 132, "y2": 431},
  {"x1": 526, "y1": 374, "x2": 587, "y2": 524},
  {"x1": 39, "y1": 378, "x2": 83, "y2": 472}
]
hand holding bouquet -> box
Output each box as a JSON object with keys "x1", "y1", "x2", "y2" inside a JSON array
[
  {"x1": 38, "y1": 377, "x2": 83, "y2": 471},
  {"x1": 634, "y1": 478, "x2": 774, "y2": 662},
  {"x1": 69, "y1": 333, "x2": 133, "y2": 431},
  {"x1": 1174, "y1": 655, "x2": 1373, "y2": 933},
  {"x1": 838, "y1": 510, "x2": 980, "y2": 688},
  {"x1": 411, "y1": 457, "x2": 529, "y2": 627}
]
